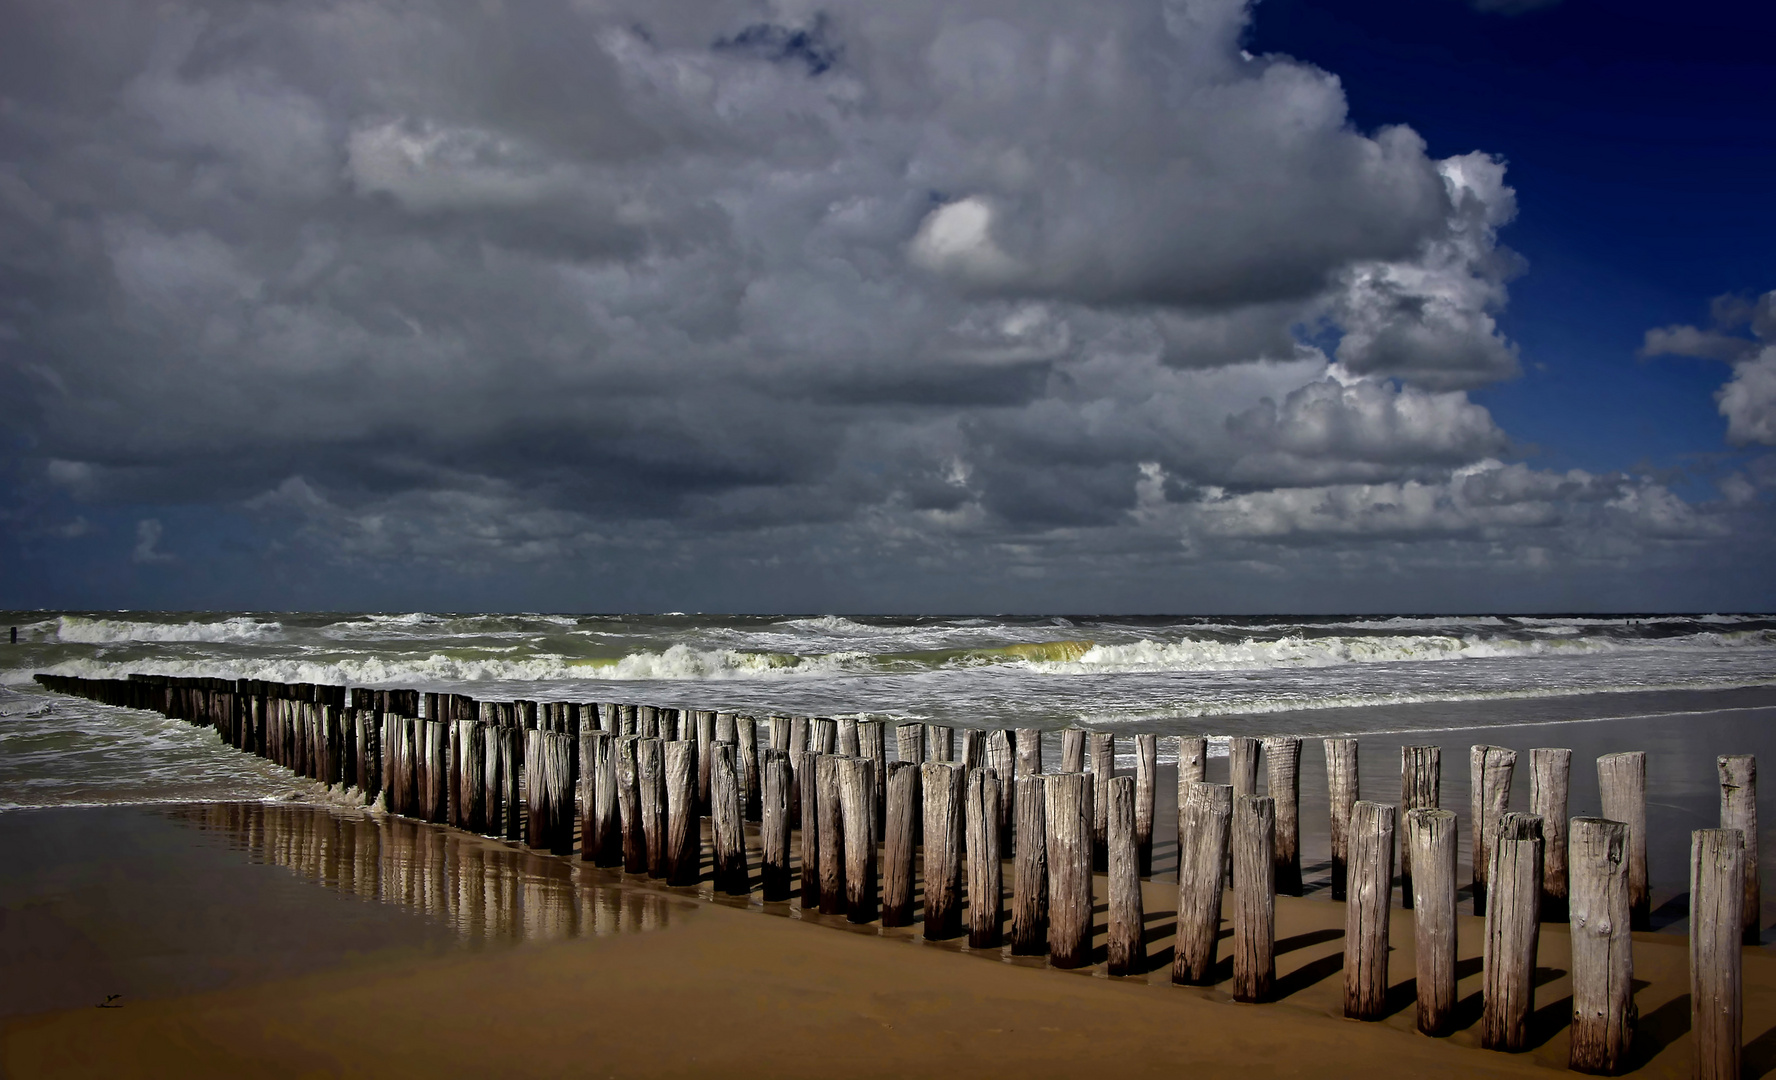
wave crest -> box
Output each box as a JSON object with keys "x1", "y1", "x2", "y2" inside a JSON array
[{"x1": 54, "y1": 615, "x2": 283, "y2": 644}]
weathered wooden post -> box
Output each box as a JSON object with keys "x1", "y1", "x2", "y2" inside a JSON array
[
  {"x1": 1061, "y1": 728, "x2": 1086, "y2": 773},
  {"x1": 1326, "y1": 737, "x2": 1359, "y2": 901},
  {"x1": 797, "y1": 749, "x2": 821, "y2": 909},
  {"x1": 1089, "y1": 732, "x2": 1115, "y2": 871},
  {"x1": 761, "y1": 749, "x2": 792, "y2": 900},
  {"x1": 1401, "y1": 744, "x2": 1440, "y2": 909},
  {"x1": 584, "y1": 731, "x2": 619, "y2": 866},
  {"x1": 1016, "y1": 728, "x2": 1043, "y2": 778},
  {"x1": 458, "y1": 718, "x2": 485, "y2": 834},
  {"x1": 817, "y1": 754, "x2": 848, "y2": 915},
  {"x1": 966, "y1": 768, "x2": 1003, "y2": 949},
  {"x1": 1173, "y1": 781, "x2": 1233, "y2": 985},
  {"x1": 986, "y1": 729, "x2": 1015, "y2": 847},
  {"x1": 1265, "y1": 736, "x2": 1302, "y2": 895},
  {"x1": 665, "y1": 740, "x2": 700, "y2": 886},
  {"x1": 1568, "y1": 817, "x2": 1634, "y2": 1074},
  {"x1": 1043, "y1": 771, "x2": 1093, "y2": 968},
  {"x1": 711, "y1": 744, "x2": 750, "y2": 896},
  {"x1": 883, "y1": 760, "x2": 918, "y2": 927},
  {"x1": 840, "y1": 756, "x2": 878, "y2": 923},
  {"x1": 617, "y1": 736, "x2": 647, "y2": 874},
  {"x1": 959, "y1": 728, "x2": 983, "y2": 772},
  {"x1": 1176, "y1": 734, "x2": 1207, "y2": 787},
  {"x1": 737, "y1": 716, "x2": 761, "y2": 821},
  {"x1": 1408, "y1": 808, "x2": 1459, "y2": 1036},
  {"x1": 1011, "y1": 773, "x2": 1048, "y2": 955},
  {"x1": 811, "y1": 716, "x2": 836, "y2": 754},
  {"x1": 637, "y1": 704, "x2": 658, "y2": 738},
  {"x1": 638, "y1": 737, "x2": 668, "y2": 877},
  {"x1": 1692, "y1": 828, "x2": 1745, "y2": 1080},
  {"x1": 1134, "y1": 733, "x2": 1157, "y2": 877},
  {"x1": 1233, "y1": 794, "x2": 1277, "y2": 1003},
  {"x1": 1597, "y1": 751, "x2": 1648, "y2": 930},
  {"x1": 1343, "y1": 800, "x2": 1396, "y2": 1020},
  {"x1": 1482, "y1": 812, "x2": 1544, "y2": 1052},
  {"x1": 499, "y1": 723, "x2": 521, "y2": 841},
  {"x1": 926, "y1": 724, "x2": 954, "y2": 763},
  {"x1": 896, "y1": 723, "x2": 926, "y2": 765},
  {"x1": 696, "y1": 710, "x2": 715, "y2": 812},
  {"x1": 1471, "y1": 745, "x2": 1517, "y2": 916},
  {"x1": 1107, "y1": 775, "x2": 1145, "y2": 975},
  {"x1": 922, "y1": 761, "x2": 966, "y2": 939},
  {"x1": 838, "y1": 716, "x2": 859, "y2": 756},
  {"x1": 1719, "y1": 754, "x2": 1759, "y2": 944},
  {"x1": 788, "y1": 716, "x2": 809, "y2": 827},
  {"x1": 1531, "y1": 748, "x2": 1573, "y2": 922},
  {"x1": 1229, "y1": 736, "x2": 1260, "y2": 799},
  {"x1": 859, "y1": 720, "x2": 887, "y2": 832},
  {"x1": 481, "y1": 716, "x2": 504, "y2": 837}
]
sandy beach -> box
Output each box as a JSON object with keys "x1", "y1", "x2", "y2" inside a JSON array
[{"x1": 4, "y1": 800, "x2": 1774, "y2": 1078}]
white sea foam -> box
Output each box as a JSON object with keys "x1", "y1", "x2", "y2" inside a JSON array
[{"x1": 53, "y1": 614, "x2": 283, "y2": 644}]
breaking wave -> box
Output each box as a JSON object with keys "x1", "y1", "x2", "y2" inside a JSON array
[{"x1": 53, "y1": 615, "x2": 284, "y2": 644}]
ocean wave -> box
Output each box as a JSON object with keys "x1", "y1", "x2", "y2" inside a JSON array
[{"x1": 53, "y1": 614, "x2": 283, "y2": 645}]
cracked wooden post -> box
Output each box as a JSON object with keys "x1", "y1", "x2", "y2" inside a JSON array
[
  {"x1": 1089, "y1": 732, "x2": 1114, "y2": 872},
  {"x1": 638, "y1": 737, "x2": 668, "y2": 877},
  {"x1": 1173, "y1": 781, "x2": 1232, "y2": 985},
  {"x1": 896, "y1": 723, "x2": 926, "y2": 765},
  {"x1": 1482, "y1": 812, "x2": 1543, "y2": 1052},
  {"x1": 986, "y1": 729, "x2": 1015, "y2": 848},
  {"x1": 1408, "y1": 808, "x2": 1458, "y2": 1036},
  {"x1": 1011, "y1": 773, "x2": 1048, "y2": 955},
  {"x1": 1531, "y1": 748, "x2": 1572, "y2": 923},
  {"x1": 959, "y1": 728, "x2": 983, "y2": 772},
  {"x1": 1107, "y1": 775, "x2": 1146, "y2": 975},
  {"x1": 1175, "y1": 734, "x2": 1207, "y2": 881},
  {"x1": 1134, "y1": 733, "x2": 1157, "y2": 877},
  {"x1": 617, "y1": 736, "x2": 646, "y2": 874},
  {"x1": 1568, "y1": 816, "x2": 1634, "y2": 1074},
  {"x1": 922, "y1": 761, "x2": 966, "y2": 940},
  {"x1": 811, "y1": 716, "x2": 836, "y2": 755},
  {"x1": 817, "y1": 754, "x2": 848, "y2": 916},
  {"x1": 883, "y1": 760, "x2": 918, "y2": 927},
  {"x1": 696, "y1": 710, "x2": 715, "y2": 812},
  {"x1": 1343, "y1": 800, "x2": 1395, "y2": 1020},
  {"x1": 1060, "y1": 728, "x2": 1086, "y2": 773},
  {"x1": 1325, "y1": 737, "x2": 1359, "y2": 901},
  {"x1": 1598, "y1": 751, "x2": 1648, "y2": 930},
  {"x1": 1043, "y1": 771, "x2": 1093, "y2": 968},
  {"x1": 1265, "y1": 735, "x2": 1302, "y2": 896},
  {"x1": 1400, "y1": 745, "x2": 1440, "y2": 909},
  {"x1": 1692, "y1": 827, "x2": 1745, "y2": 1080},
  {"x1": 788, "y1": 717, "x2": 809, "y2": 827},
  {"x1": 1470, "y1": 745, "x2": 1516, "y2": 916},
  {"x1": 926, "y1": 724, "x2": 954, "y2": 763},
  {"x1": 966, "y1": 767, "x2": 1003, "y2": 949},
  {"x1": 711, "y1": 743, "x2": 749, "y2": 896},
  {"x1": 587, "y1": 731, "x2": 622, "y2": 867},
  {"x1": 840, "y1": 756, "x2": 878, "y2": 923},
  {"x1": 737, "y1": 716, "x2": 761, "y2": 822},
  {"x1": 1015, "y1": 728, "x2": 1043, "y2": 779},
  {"x1": 1233, "y1": 793, "x2": 1277, "y2": 1003},
  {"x1": 859, "y1": 720, "x2": 887, "y2": 834},
  {"x1": 761, "y1": 748, "x2": 792, "y2": 900},
  {"x1": 1229, "y1": 736, "x2": 1260, "y2": 799},
  {"x1": 1719, "y1": 754, "x2": 1759, "y2": 944},
  {"x1": 838, "y1": 716, "x2": 859, "y2": 756},
  {"x1": 797, "y1": 749, "x2": 820, "y2": 909},
  {"x1": 665, "y1": 739, "x2": 700, "y2": 886}
]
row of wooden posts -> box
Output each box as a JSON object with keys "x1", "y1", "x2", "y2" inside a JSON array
[{"x1": 34, "y1": 672, "x2": 1758, "y2": 1078}]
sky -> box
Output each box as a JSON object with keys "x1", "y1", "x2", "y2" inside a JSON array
[{"x1": 0, "y1": 0, "x2": 1772, "y2": 615}]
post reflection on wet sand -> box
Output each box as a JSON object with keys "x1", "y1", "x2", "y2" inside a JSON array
[{"x1": 165, "y1": 803, "x2": 682, "y2": 943}]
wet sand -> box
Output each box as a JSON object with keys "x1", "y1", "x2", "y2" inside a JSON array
[{"x1": 5, "y1": 803, "x2": 1776, "y2": 1077}]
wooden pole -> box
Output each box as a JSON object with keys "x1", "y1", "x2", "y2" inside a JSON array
[
  {"x1": 1692, "y1": 827, "x2": 1745, "y2": 1080},
  {"x1": 1719, "y1": 754, "x2": 1759, "y2": 944},
  {"x1": 665, "y1": 740, "x2": 700, "y2": 886},
  {"x1": 1016, "y1": 728, "x2": 1043, "y2": 778},
  {"x1": 737, "y1": 716, "x2": 761, "y2": 822},
  {"x1": 711, "y1": 744, "x2": 750, "y2": 896},
  {"x1": 840, "y1": 756, "x2": 878, "y2": 923},
  {"x1": 1400, "y1": 745, "x2": 1440, "y2": 909},
  {"x1": 817, "y1": 754, "x2": 848, "y2": 915},
  {"x1": 761, "y1": 749, "x2": 792, "y2": 901},
  {"x1": 926, "y1": 724, "x2": 954, "y2": 763},
  {"x1": 1343, "y1": 800, "x2": 1396, "y2": 1020},
  {"x1": 966, "y1": 767, "x2": 1004, "y2": 949},
  {"x1": 499, "y1": 724, "x2": 521, "y2": 841},
  {"x1": 859, "y1": 720, "x2": 887, "y2": 833},
  {"x1": 1233, "y1": 793, "x2": 1277, "y2": 1003},
  {"x1": 1568, "y1": 817, "x2": 1634, "y2": 1074},
  {"x1": 458, "y1": 719, "x2": 485, "y2": 834},
  {"x1": 1060, "y1": 728, "x2": 1086, "y2": 773},
  {"x1": 1011, "y1": 773, "x2": 1048, "y2": 955},
  {"x1": 1408, "y1": 808, "x2": 1459, "y2": 1036},
  {"x1": 1043, "y1": 771, "x2": 1093, "y2": 968},
  {"x1": 1107, "y1": 775, "x2": 1145, "y2": 975},
  {"x1": 883, "y1": 760, "x2": 918, "y2": 927},
  {"x1": 638, "y1": 737, "x2": 668, "y2": 877},
  {"x1": 1134, "y1": 733, "x2": 1157, "y2": 877},
  {"x1": 811, "y1": 716, "x2": 836, "y2": 754},
  {"x1": 922, "y1": 761, "x2": 966, "y2": 940},
  {"x1": 986, "y1": 729, "x2": 1015, "y2": 848},
  {"x1": 1471, "y1": 744, "x2": 1517, "y2": 916},
  {"x1": 1229, "y1": 736, "x2": 1260, "y2": 800},
  {"x1": 1089, "y1": 732, "x2": 1114, "y2": 872},
  {"x1": 797, "y1": 748, "x2": 821, "y2": 909},
  {"x1": 959, "y1": 728, "x2": 983, "y2": 772},
  {"x1": 1531, "y1": 748, "x2": 1573, "y2": 922},
  {"x1": 788, "y1": 717, "x2": 809, "y2": 827},
  {"x1": 1482, "y1": 812, "x2": 1544, "y2": 1052},
  {"x1": 1176, "y1": 734, "x2": 1208, "y2": 881},
  {"x1": 896, "y1": 723, "x2": 926, "y2": 765},
  {"x1": 1265, "y1": 736, "x2": 1302, "y2": 896},
  {"x1": 838, "y1": 717, "x2": 859, "y2": 756},
  {"x1": 1173, "y1": 781, "x2": 1232, "y2": 985},
  {"x1": 1325, "y1": 737, "x2": 1359, "y2": 901},
  {"x1": 481, "y1": 717, "x2": 502, "y2": 838},
  {"x1": 1597, "y1": 751, "x2": 1649, "y2": 930},
  {"x1": 696, "y1": 710, "x2": 715, "y2": 812},
  {"x1": 617, "y1": 736, "x2": 646, "y2": 874}
]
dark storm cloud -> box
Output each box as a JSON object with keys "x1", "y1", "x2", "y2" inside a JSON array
[{"x1": 0, "y1": 0, "x2": 1751, "y2": 608}]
